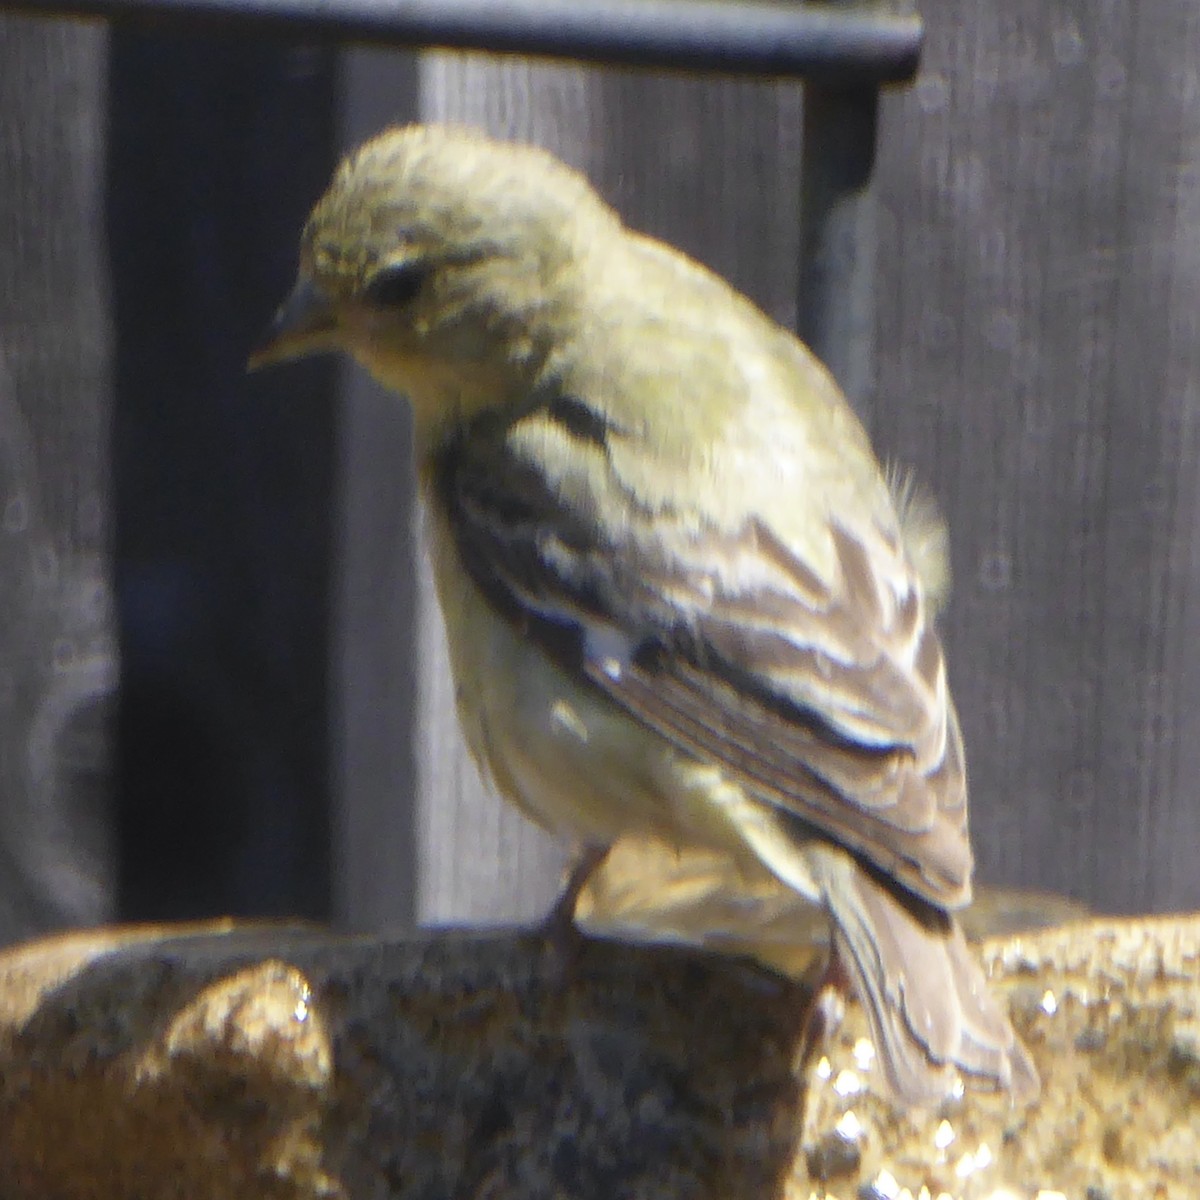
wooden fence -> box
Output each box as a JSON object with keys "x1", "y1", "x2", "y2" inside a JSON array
[{"x1": 1, "y1": 0, "x2": 1198, "y2": 946}]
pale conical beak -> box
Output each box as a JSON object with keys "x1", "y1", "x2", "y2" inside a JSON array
[{"x1": 247, "y1": 277, "x2": 340, "y2": 371}]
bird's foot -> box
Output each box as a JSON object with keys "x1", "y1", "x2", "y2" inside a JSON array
[{"x1": 539, "y1": 845, "x2": 609, "y2": 981}]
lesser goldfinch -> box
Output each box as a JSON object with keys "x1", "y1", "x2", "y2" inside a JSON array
[{"x1": 250, "y1": 124, "x2": 1037, "y2": 1105}]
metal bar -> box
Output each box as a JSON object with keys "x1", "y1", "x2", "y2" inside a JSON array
[
  {"x1": 1, "y1": 0, "x2": 922, "y2": 82},
  {"x1": 797, "y1": 82, "x2": 880, "y2": 416}
]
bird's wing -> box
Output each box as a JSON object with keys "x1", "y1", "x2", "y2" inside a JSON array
[{"x1": 433, "y1": 399, "x2": 971, "y2": 908}]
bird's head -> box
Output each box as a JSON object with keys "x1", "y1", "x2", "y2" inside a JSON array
[{"x1": 250, "y1": 124, "x2": 617, "y2": 437}]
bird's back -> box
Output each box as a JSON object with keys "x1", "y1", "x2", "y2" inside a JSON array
[{"x1": 553, "y1": 228, "x2": 901, "y2": 586}]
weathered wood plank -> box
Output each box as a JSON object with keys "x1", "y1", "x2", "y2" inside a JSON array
[
  {"x1": 412, "y1": 54, "x2": 602, "y2": 924},
  {"x1": 331, "y1": 48, "x2": 422, "y2": 933},
  {"x1": 342, "y1": 0, "x2": 1200, "y2": 926},
  {"x1": 0, "y1": 15, "x2": 115, "y2": 944},
  {"x1": 874, "y1": 1, "x2": 1200, "y2": 912}
]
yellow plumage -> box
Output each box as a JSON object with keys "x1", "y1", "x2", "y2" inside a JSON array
[{"x1": 251, "y1": 123, "x2": 1037, "y2": 1106}]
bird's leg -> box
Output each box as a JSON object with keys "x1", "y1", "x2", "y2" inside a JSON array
[
  {"x1": 798, "y1": 945, "x2": 850, "y2": 1071},
  {"x1": 543, "y1": 844, "x2": 610, "y2": 938},
  {"x1": 539, "y1": 844, "x2": 610, "y2": 982}
]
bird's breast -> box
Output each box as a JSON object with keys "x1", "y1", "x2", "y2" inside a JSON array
[
  {"x1": 422, "y1": 494, "x2": 670, "y2": 845},
  {"x1": 421, "y1": 493, "x2": 801, "y2": 876}
]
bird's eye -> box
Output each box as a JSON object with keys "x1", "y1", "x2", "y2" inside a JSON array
[{"x1": 363, "y1": 260, "x2": 430, "y2": 307}]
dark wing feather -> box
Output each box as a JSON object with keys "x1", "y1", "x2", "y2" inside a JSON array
[{"x1": 434, "y1": 406, "x2": 972, "y2": 908}]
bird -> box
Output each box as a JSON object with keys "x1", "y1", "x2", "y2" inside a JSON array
[{"x1": 249, "y1": 123, "x2": 1038, "y2": 1106}]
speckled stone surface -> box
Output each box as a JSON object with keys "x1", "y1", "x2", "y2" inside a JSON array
[
  {"x1": 794, "y1": 915, "x2": 1200, "y2": 1199},
  {"x1": 0, "y1": 913, "x2": 1197, "y2": 1199}
]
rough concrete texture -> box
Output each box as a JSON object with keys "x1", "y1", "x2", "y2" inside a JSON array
[{"x1": 0, "y1": 910, "x2": 1197, "y2": 1199}]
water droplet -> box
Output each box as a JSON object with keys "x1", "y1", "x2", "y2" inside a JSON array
[{"x1": 833, "y1": 1067, "x2": 863, "y2": 1096}]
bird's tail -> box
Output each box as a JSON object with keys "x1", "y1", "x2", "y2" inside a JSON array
[{"x1": 817, "y1": 850, "x2": 1039, "y2": 1106}]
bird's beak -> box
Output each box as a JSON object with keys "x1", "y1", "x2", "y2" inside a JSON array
[{"x1": 247, "y1": 277, "x2": 340, "y2": 371}]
